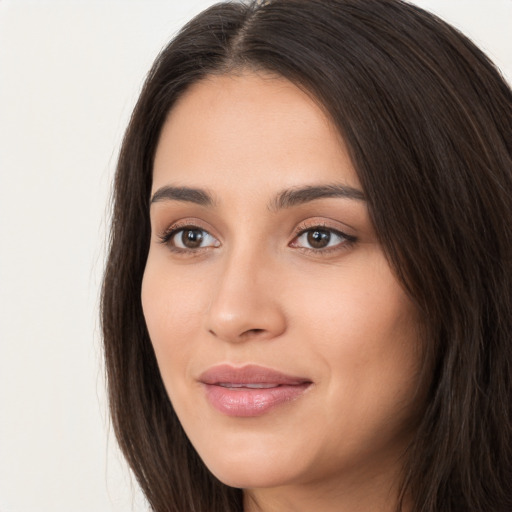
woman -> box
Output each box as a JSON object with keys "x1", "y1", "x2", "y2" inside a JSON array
[{"x1": 101, "y1": 0, "x2": 512, "y2": 510}]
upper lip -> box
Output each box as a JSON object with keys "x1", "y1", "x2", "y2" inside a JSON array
[{"x1": 199, "y1": 364, "x2": 311, "y2": 386}]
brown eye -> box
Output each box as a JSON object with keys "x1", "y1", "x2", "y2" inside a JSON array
[
  {"x1": 180, "y1": 229, "x2": 204, "y2": 248},
  {"x1": 164, "y1": 226, "x2": 220, "y2": 251},
  {"x1": 291, "y1": 226, "x2": 354, "y2": 252},
  {"x1": 307, "y1": 229, "x2": 331, "y2": 249}
]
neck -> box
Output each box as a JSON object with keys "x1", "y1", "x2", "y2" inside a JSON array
[{"x1": 243, "y1": 463, "x2": 411, "y2": 512}]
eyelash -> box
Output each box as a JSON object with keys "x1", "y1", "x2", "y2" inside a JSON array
[
  {"x1": 291, "y1": 223, "x2": 357, "y2": 254},
  {"x1": 158, "y1": 222, "x2": 357, "y2": 255},
  {"x1": 158, "y1": 222, "x2": 218, "y2": 255}
]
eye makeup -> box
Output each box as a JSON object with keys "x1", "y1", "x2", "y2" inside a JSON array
[{"x1": 156, "y1": 217, "x2": 358, "y2": 259}]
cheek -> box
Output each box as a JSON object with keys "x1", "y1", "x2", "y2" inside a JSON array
[
  {"x1": 292, "y1": 251, "x2": 418, "y2": 357},
  {"x1": 293, "y1": 270, "x2": 422, "y2": 465},
  {"x1": 141, "y1": 260, "x2": 206, "y2": 374},
  {"x1": 293, "y1": 252, "x2": 422, "y2": 408}
]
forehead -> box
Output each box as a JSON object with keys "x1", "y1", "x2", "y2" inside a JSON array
[{"x1": 152, "y1": 72, "x2": 360, "y2": 195}]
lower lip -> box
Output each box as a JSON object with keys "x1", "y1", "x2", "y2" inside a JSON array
[{"x1": 203, "y1": 383, "x2": 311, "y2": 417}]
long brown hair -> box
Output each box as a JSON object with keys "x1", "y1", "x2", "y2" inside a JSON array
[{"x1": 101, "y1": 1, "x2": 512, "y2": 510}]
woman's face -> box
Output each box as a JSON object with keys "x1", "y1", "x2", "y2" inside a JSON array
[{"x1": 142, "y1": 72, "x2": 422, "y2": 497}]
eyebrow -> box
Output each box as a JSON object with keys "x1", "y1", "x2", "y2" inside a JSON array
[
  {"x1": 150, "y1": 186, "x2": 214, "y2": 206},
  {"x1": 150, "y1": 183, "x2": 365, "y2": 209},
  {"x1": 270, "y1": 183, "x2": 366, "y2": 211}
]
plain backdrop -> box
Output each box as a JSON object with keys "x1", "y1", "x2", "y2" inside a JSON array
[{"x1": 0, "y1": 1, "x2": 510, "y2": 511}]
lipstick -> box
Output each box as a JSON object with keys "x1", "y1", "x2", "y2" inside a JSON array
[{"x1": 199, "y1": 364, "x2": 312, "y2": 417}]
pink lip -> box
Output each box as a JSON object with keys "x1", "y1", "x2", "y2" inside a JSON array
[{"x1": 199, "y1": 364, "x2": 312, "y2": 417}]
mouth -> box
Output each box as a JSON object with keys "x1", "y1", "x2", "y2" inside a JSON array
[
  {"x1": 199, "y1": 364, "x2": 312, "y2": 417},
  {"x1": 218, "y1": 382, "x2": 281, "y2": 389}
]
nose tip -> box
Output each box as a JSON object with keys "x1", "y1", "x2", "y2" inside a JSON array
[
  {"x1": 207, "y1": 306, "x2": 287, "y2": 343},
  {"x1": 204, "y1": 264, "x2": 287, "y2": 344}
]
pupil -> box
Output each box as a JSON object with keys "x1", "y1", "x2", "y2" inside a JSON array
[
  {"x1": 307, "y1": 229, "x2": 330, "y2": 248},
  {"x1": 182, "y1": 229, "x2": 203, "y2": 248}
]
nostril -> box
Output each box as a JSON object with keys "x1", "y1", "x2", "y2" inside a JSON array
[
  {"x1": 208, "y1": 327, "x2": 265, "y2": 340},
  {"x1": 243, "y1": 328, "x2": 265, "y2": 336}
]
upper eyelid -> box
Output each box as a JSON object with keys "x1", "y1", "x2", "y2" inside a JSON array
[
  {"x1": 158, "y1": 218, "x2": 216, "y2": 237},
  {"x1": 295, "y1": 226, "x2": 348, "y2": 238},
  {"x1": 293, "y1": 218, "x2": 356, "y2": 237},
  {"x1": 156, "y1": 218, "x2": 357, "y2": 246}
]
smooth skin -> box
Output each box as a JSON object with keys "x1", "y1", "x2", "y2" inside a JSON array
[{"x1": 142, "y1": 71, "x2": 422, "y2": 512}]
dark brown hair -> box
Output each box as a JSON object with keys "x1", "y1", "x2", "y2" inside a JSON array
[{"x1": 101, "y1": 1, "x2": 512, "y2": 510}]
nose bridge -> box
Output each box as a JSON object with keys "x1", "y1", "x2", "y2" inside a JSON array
[{"x1": 205, "y1": 241, "x2": 286, "y2": 343}]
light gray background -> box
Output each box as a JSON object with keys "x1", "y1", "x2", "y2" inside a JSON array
[{"x1": 0, "y1": 1, "x2": 510, "y2": 511}]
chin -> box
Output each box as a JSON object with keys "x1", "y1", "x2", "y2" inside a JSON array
[
  {"x1": 209, "y1": 465, "x2": 293, "y2": 490},
  {"x1": 199, "y1": 446, "x2": 303, "y2": 489}
]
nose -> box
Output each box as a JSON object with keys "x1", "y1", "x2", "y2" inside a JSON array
[{"x1": 204, "y1": 249, "x2": 287, "y2": 344}]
